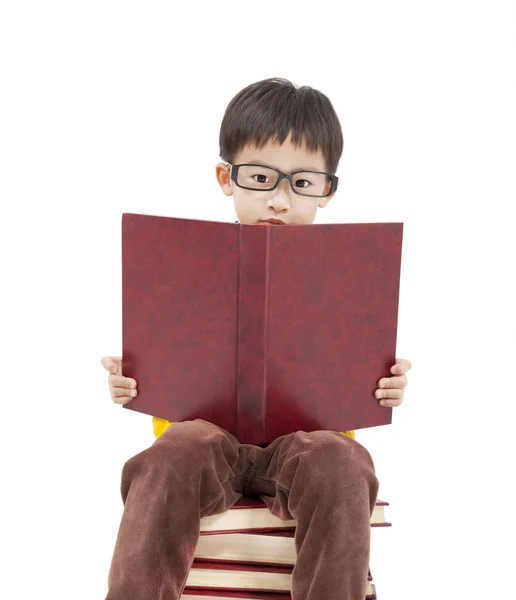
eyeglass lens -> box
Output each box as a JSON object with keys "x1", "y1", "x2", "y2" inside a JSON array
[{"x1": 236, "y1": 165, "x2": 331, "y2": 197}]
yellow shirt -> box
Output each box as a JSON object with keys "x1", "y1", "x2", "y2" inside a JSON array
[{"x1": 152, "y1": 416, "x2": 355, "y2": 441}]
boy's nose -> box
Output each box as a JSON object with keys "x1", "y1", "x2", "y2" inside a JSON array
[{"x1": 266, "y1": 179, "x2": 291, "y2": 211}]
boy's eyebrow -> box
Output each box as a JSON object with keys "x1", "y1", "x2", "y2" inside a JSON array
[{"x1": 247, "y1": 159, "x2": 322, "y2": 172}]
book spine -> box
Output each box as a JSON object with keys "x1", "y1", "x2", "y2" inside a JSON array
[{"x1": 236, "y1": 226, "x2": 270, "y2": 445}]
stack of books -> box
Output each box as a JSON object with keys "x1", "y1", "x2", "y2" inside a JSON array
[{"x1": 181, "y1": 496, "x2": 391, "y2": 600}]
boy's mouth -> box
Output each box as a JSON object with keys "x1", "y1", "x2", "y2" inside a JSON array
[{"x1": 261, "y1": 218, "x2": 286, "y2": 225}]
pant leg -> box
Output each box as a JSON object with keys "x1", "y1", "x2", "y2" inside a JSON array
[
  {"x1": 254, "y1": 430, "x2": 379, "y2": 600},
  {"x1": 105, "y1": 419, "x2": 244, "y2": 600}
]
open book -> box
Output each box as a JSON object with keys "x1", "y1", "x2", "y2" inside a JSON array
[{"x1": 122, "y1": 214, "x2": 403, "y2": 444}]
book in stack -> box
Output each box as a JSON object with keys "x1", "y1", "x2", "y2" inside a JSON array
[{"x1": 180, "y1": 495, "x2": 391, "y2": 600}]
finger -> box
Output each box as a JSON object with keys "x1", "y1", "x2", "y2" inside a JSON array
[
  {"x1": 100, "y1": 356, "x2": 114, "y2": 372},
  {"x1": 375, "y1": 388, "x2": 402, "y2": 401},
  {"x1": 112, "y1": 394, "x2": 135, "y2": 405},
  {"x1": 111, "y1": 386, "x2": 138, "y2": 398},
  {"x1": 378, "y1": 375, "x2": 407, "y2": 389},
  {"x1": 379, "y1": 397, "x2": 403, "y2": 407},
  {"x1": 109, "y1": 375, "x2": 137, "y2": 389},
  {"x1": 101, "y1": 356, "x2": 122, "y2": 374},
  {"x1": 391, "y1": 358, "x2": 412, "y2": 375},
  {"x1": 110, "y1": 356, "x2": 122, "y2": 375}
]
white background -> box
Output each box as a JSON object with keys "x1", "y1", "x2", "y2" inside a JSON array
[{"x1": 1, "y1": 1, "x2": 515, "y2": 599}]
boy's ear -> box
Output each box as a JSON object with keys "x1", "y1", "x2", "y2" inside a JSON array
[
  {"x1": 318, "y1": 191, "x2": 336, "y2": 209},
  {"x1": 215, "y1": 162, "x2": 233, "y2": 196}
]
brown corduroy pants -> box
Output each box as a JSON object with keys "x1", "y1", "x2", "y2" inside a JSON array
[{"x1": 105, "y1": 419, "x2": 379, "y2": 600}]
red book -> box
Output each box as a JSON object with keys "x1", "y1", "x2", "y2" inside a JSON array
[
  {"x1": 184, "y1": 561, "x2": 376, "y2": 597},
  {"x1": 195, "y1": 529, "x2": 386, "y2": 567},
  {"x1": 195, "y1": 528, "x2": 379, "y2": 575},
  {"x1": 122, "y1": 214, "x2": 403, "y2": 444},
  {"x1": 200, "y1": 496, "x2": 391, "y2": 533},
  {"x1": 181, "y1": 583, "x2": 377, "y2": 600},
  {"x1": 182, "y1": 593, "x2": 294, "y2": 600},
  {"x1": 182, "y1": 589, "x2": 378, "y2": 600}
]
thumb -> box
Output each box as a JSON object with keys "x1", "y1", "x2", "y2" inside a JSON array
[
  {"x1": 110, "y1": 356, "x2": 122, "y2": 375},
  {"x1": 102, "y1": 355, "x2": 122, "y2": 374}
]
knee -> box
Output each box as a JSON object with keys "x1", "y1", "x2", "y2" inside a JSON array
[
  {"x1": 121, "y1": 421, "x2": 201, "y2": 474},
  {"x1": 153, "y1": 419, "x2": 219, "y2": 455},
  {"x1": 297, "y1": 430, "x2": 378, "y2": 488},
  {"x1": 121, "y1": 420, "x2": 232, "y2": 484}
]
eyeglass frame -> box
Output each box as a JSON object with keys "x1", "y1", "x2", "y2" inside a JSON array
[{"x1": 226, "y1": 162, "x2": 338, "y2": 198}]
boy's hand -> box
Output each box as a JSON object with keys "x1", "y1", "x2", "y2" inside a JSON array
[
  {"x1": 375, "y1": 358, "x2": 412, "y2": 408},
  {"x1": 101, "y1": 356, "x2": 138, "y2": 405}
]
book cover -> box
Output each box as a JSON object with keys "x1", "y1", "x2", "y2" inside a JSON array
[{"x1": 122, "y1": 214, "x2": 403, "y2": 444}]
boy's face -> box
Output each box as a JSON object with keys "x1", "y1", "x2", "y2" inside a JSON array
[{"x1": 215, "y1": 133, "x2": 337, "y2": 225}]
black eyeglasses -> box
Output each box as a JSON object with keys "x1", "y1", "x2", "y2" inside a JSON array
[{"x1": 227, "y1": 163, "x2": 338, "y2": 198}]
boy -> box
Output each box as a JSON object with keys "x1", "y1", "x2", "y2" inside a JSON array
[{"x1": 101, "y1": 77, "x2": 412, "y2": 600}]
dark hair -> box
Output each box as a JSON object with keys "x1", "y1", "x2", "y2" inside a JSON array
[{"x1": 219, "y1": 77, "x2": 344, "y2": 175}]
